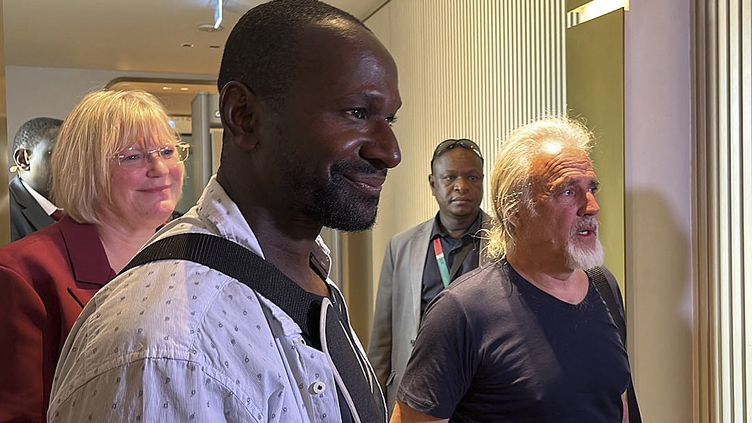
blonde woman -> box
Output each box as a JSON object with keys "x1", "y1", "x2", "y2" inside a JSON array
[{"x1": 0, "y1": 90, "x2": 187, "y2": 421}]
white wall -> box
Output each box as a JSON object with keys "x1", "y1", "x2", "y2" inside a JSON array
[
  {"x1": 624, "y1": 1, "x2": 694, "y2": 421},
  {"x1": 5, "y1": 65, "x2": 213, "y2": 146}
]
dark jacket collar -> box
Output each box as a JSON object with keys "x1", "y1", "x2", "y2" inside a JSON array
[{"x1": 10, "y1": 176, "x2": 55, "y2": 227}]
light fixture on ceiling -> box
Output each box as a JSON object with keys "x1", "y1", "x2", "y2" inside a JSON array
[
  {"x1": 180, "y1": 87, "x2": 189, "y2": 91},
  {"x1": 197, "y1": 0, "x2": 224, "y2": 32},
  {"x1": 214, "y1": 0, "x2": 223, "y2": 30},
  {"x1": 162, "y1": 86, "x2": 172, "y2": 91},
  {"x1": 181, "y1": 42, "x2": 194, "y2": 48}
]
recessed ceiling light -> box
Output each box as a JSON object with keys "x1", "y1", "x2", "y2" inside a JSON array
[
  {"x1": 162, "y1": 86, "x2": 172, "y2": 91},
  {"x1": 181, "y1": 42, "x2": 194, "y2": 48},
  {"x1": 209, "y1": 45, "x2": 222, "y2": 49},
  {"x1": 180, "y1": 87, "x2": 189, "y2": 91}
]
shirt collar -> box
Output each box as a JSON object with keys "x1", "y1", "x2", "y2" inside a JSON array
[
  {"x1": 185, "y1": 176, "x2": 333, "y2": 276},
  {"x1": 430, "y1": 211, "x2": 484, "y2": 240},
  {"x1": 196, "y1": 177, "x2": 339, "y2": 336},
  {"x1": 195, "y1": 176, "x2": 266, "y2": 258},
  {"x1": 20, "y1": 179, "x2": 58, "y2": 215}
]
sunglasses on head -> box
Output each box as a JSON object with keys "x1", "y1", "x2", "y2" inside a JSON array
[{"x1": 431, "y1": 138, "x2": 484, "y2": 167}]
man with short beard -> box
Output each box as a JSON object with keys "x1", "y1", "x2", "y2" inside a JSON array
[
  {"x1": 48, "y1": 1, "x2": 400, "y2": 421},
  {"x1": 391, "y1": 117, "x2": 641, "y2": 423}
]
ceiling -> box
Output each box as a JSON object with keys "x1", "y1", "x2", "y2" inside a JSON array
[
  {"x1": 2, "y1": 0, "x2": 385, "y2": 114},
  {"x1": 3, "y1": 0, "x2": 386, "y2": 75},
  {"x1": 108, "y1": 78, "x2": 220, "y2": 115}
]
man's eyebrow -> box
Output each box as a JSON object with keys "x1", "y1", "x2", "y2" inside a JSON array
[
  {"x1": 354, "y1": 89, "x2": 399, "y2": 104},
  {"x1": 551, "y1": 176, "x2": 599, "y2": 190}
]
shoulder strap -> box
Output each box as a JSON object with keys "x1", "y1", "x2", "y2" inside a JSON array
[
  {"x1": 122, "y1": 232, "x2": 386, "y2": 422},
  {"x1": 451, "y1": 242, "x2": 475, "y2": 278},
  {"x1": 586, "y1": 267, "x2": 642, "y2": 423},
  {"x1": 587, "y1": 267, "x2": 626, "y2": 343},
  {"x1": 122, "y1": 232, "x2": 324, "y2": 347}
]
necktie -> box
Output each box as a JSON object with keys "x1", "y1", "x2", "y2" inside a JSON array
[{"x1": 50, "y1": 209, "x2": 63, "y2": 221}]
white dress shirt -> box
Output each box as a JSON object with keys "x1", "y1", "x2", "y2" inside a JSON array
[
  {"x1": 20, "y1": 179, "x2": 58, "y2": 215},
  {"x1": 48, "y1": 177, "x2": 381, "y2": 422}
]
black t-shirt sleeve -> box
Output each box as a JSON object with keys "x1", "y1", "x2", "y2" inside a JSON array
[{"x1": 396, "y1": 290, "x2": 479, "y2": 418}]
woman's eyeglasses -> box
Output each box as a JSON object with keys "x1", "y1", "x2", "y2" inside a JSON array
[{"x1": 114, "y1": 142, "x2": 191, "y2": 168}]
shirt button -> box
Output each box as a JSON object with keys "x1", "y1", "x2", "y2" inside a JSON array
[
  {"x1": 309, "y1": 381, "x2": 326, "y2": 395},
  {"x1": 410, "y1": 339, "x2": 416, "y2": 346}
]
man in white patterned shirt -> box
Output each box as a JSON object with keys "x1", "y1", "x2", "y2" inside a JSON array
[{"x1": 48, "y1": 1, "x2": 402, "y2": 422}]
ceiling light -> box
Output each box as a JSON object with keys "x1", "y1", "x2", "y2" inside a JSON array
[
  {"x1": 197, "y1": 23, "x2": 222, "y2": 32},
  {"x1": 214, "y1": 0, "x2": 223, "y2": 30},
  {"x1": 180, "y1": 87, "x2": 189, "y2": 91},
  {"x1": 181, "y1": 42, "x2": 194, "y2": 48},
  {"x1": 162, "y1": 86, "x2": 172, "y2": 91}
]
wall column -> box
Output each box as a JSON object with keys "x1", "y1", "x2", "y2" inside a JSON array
[
  {"x1": 0, "y1": 3, "x2": 10, "y2": 243},
  {"x1": 695, "y1": 0, "x2": 752, "y2": 421}
]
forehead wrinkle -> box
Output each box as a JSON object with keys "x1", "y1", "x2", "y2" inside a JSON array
[
  {"x1": 533, "y1": 150, "x2": 595, "y2": 192},
  {"x1": 548, "y1": 173, "x2": 599, "y2": 193}
]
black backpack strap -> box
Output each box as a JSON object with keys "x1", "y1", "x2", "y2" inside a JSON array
[
  {"x1": 588, "y1": 267, "x2": 627, "y2": 342},
  {"x1": 122, "y1": 232, "x2": 324, "y2": 347},
  {"x1": 587, "y1": 267, "x2": 642, "y2": 423}
]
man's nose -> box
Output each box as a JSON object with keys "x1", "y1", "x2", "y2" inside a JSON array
[
  {"x1": 453, "y1": 177, "x2": 470, "y2": 192},
  {"x1": 361, "y1": 121, "x2": 401, "y2": 169},
  {"x1": 580, "y1": 191, "x2": 600, "y2": 216}
]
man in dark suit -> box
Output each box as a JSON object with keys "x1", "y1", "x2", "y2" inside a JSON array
[
  {"x1": 9, "y1": 117, "x2": 63, "y2": 241},
  {"x1": 369, "y1": 138, "x2": 490, "y2": 413}
]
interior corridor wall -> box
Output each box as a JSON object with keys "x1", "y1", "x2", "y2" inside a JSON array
[
  {"x1": 367, "y1": 1, "x2": 696, "y2": 420},
  {"x1": 366, "y1": 0, "x2": 567, "y2": 319},
  {"x1": 4, "y1": 65, "x2": 213, "y2": 145},
  {"x1": 624, "y1": 1, "x2": 693, "y2": 422}
]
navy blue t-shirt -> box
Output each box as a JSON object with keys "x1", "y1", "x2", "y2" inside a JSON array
[{"x1": 397, "y1": 260, "x2": 631, "y2": 422}]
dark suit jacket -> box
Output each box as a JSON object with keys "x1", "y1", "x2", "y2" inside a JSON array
[
  {"x1": 9, "y1": 176, "x2": 55, "y2": 242},
  {"x1": 0, "y1": 216, "x2": 114, "y2": 422}
]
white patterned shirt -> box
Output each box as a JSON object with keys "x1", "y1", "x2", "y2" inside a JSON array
[{"x1": 48, "y1": 177, "x2": 381, "y2": 422}]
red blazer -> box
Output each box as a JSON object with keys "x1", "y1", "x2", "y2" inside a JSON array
[{"x1": 0, "y1": 216, "x2": 114, "y2": 422}]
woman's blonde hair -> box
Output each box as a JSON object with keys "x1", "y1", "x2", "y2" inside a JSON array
[
  {"x1": 486, "y1": 116, "x2": 594, "y2": 259},
  {"x1": 51, "y1": 89, "x2": 179, "y2": 224}
]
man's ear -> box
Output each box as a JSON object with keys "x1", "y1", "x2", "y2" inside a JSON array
[
  {"x1": 428, "y1": 174, "x2": 437, "y2": 194},
  {"x1": 219, "y1": 81, "x2": 260, "y2": 151},
  {"x1": 13, "y1": 148, "x2": 31, "y2": 171}
]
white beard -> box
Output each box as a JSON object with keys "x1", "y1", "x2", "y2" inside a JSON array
[{"x1": 566, "y1": 236, "x2": 605, "y2": 270}]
